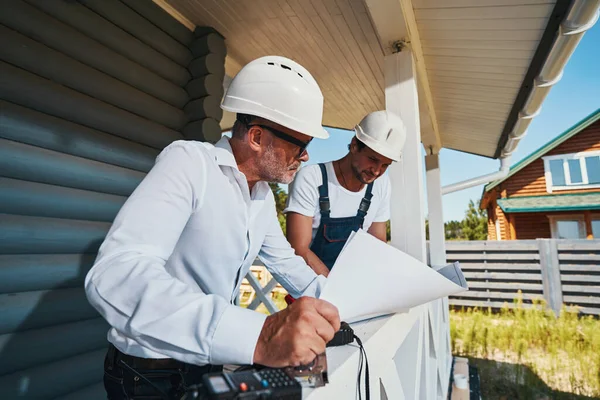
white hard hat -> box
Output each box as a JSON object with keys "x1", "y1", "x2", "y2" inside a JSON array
[
  {"x1": 221, "y1": 56, "x2": 329, "y2": 139},
  {"x1": 354, "y1": 110, "x2": 406, "y2": 162}
]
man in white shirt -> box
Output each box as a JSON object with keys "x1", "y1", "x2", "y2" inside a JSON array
[
  {"x1": 285, "y1": 111, "x2": 406, "y2": 276},
  {"x1": 85, "y1": 56, "x2": 340, "y2": 399}
]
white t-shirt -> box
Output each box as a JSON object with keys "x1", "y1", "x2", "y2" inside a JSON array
[{"x1": 284, "y1": 162, "x2": 391, "y2": 239}]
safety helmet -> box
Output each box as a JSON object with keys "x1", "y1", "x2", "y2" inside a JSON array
[
  {"x1": 354, "y1": 110, "x2": 406, "y2": 162},
  {"x1": 221, "y1": 56, "x2": 329, "y2": 139}
]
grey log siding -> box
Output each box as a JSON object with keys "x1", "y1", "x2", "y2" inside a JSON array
[
  {"x1": 0, "y1": 1, "x2": 225, "y2": 398},
  {"x1": 446, "y1": 240, "x2": 600, "y2": 316}
]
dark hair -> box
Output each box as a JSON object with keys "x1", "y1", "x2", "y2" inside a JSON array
[
  {"x1": 232, "y1": 113, "x2": 256, "y2": 138},
  {"x1": 348, "y1": 137, "x2": 367, "y2": 151}
]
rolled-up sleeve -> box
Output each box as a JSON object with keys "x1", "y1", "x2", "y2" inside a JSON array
[
  {"x1": 85, "y1": 142, "x2": 266, "y2": 366},
  {"x1": 283, "y1": 165, "x2": 319, "y2": 217},
  {"x1": 258, "y1": 204, "x2": 326, "y2": 299}
]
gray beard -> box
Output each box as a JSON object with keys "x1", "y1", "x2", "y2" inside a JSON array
[{"x1": 258, "y1": 144, "x2": 298, "y2": 184}]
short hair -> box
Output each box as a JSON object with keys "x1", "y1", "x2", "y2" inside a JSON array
[
  {"x1": 232, "y1": 113, "x2": 255, "y2": 138},
  {"x1": 348, "y1": 136, "x2": 367, "y2": 151}
]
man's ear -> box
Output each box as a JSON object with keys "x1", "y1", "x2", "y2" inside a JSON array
[
  {"x1": 349, "y1": 137, "x2": 357, "y2": 154},
  {"x1": 247, "y1": 126, "x2": 263, "y2": 153}
]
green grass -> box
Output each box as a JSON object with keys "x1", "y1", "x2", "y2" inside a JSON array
[{"x1": 450, "y1": 293, "x2": 600, "y2": 397}]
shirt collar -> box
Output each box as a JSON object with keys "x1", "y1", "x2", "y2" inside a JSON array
[
  {"x1": 212, "y1": 136, "x2": 239, "y2": 169},
  {"x1": 212, "y1": 136, "x2": 271, "y2": 201}
]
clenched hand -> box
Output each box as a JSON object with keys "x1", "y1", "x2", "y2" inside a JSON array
[{"x1": 253, "y1": 297, "x2": 340, "y2": 367}]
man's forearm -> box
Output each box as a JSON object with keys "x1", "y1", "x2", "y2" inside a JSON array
[{"x1": 298, "y1": 248, "x2": 330, "y2": 277}]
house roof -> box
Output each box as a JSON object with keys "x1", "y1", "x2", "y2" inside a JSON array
[
  {"x1": 485, "y1": 108, "x2": 600, "y2": 193},
  {"x1": 160, "y1": 0, "x2": 594, "y2": 159},
  {"x1": 497, "y1": 193, "x2": 600, "y2": 213}
]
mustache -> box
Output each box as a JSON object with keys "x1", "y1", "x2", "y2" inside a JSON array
[{"x1": 288, "y1": 162, "x2": 301, "y2": 170}]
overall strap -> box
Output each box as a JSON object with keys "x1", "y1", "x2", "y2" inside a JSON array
[
  {"x1": 317, "y1": 163, "x2": 330, "y2": 219},
  {"x1": 356, "y1": 182, "x2": 374, "y2": 225}
]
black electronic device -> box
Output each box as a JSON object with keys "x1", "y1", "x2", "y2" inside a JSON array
[
  {"x1": 326, "y1": 321, "x2": 354, "y2": 347},
  {"x1": 184, "y1": 367, "x2": 302, "y2": 400}
]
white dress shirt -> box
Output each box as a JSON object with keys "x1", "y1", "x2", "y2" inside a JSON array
[{"x1": 85, "y1": 137, "x2": 325, "y2": 366}]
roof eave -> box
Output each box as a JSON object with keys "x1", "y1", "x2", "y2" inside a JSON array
[{"x1": 485, "y1": 108, "x2": 600, "y2": 193}]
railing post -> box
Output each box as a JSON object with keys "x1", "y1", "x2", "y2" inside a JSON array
[{"x1": 538, "y1": 239, "x2": 563, "y2": 315}]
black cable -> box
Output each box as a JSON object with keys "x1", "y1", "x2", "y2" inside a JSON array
[{"x1": 353, "y1": 334, "x2": 370, "y2": 400}]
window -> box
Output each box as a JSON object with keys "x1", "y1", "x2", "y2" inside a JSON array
[
  {"x1": 548, "y1": 215, "x2": 586, "y2": 239},
  {"x1": 592, "y1": 217, "x2": 600, "y2": 239},
  {"x1": 543, "y1": 151, "x2": 600, "y2": 192},
  {"x1": 556, "y1": 220, "x2": 582, "y2": 239}
]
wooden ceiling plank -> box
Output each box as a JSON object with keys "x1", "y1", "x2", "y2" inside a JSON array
[
  {"x1": 413, "y1": 0, "x2": 554, "y2": 8},
  {"x1": 427, "y1": 61, "x2": 527, "y2": 75},
  {"x1": 429, "y1": 74, "x2": 524, "y2": 87},
  {"x1": 425, "y1": 55, "x2": 531, "y2": 68},
  {"x1": 284, "y1": 1, "x2": 376, "y2": 121},
  {"x1": 336, "y1": 0, "x2": 384, "y2": 84},
  {"x1": 423, "y1": 47, "x2": 533, "y2": 60},
  {"x1": 420, "y1": 29, "x2": 544, "y2": 41},
  {"x1": 415, "y1": 4, "x2": 554, "y2": 20},
  {"x1": 415, "y1": 17, "x2": 548, "y2": 31},
  {"x1": 305, "y1": 0, "x2": 382, "y2": 111},
  {"x1": 422, "y1": 39, "x2": 538, "y2": 51}
]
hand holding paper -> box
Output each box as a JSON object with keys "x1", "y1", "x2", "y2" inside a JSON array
[{"x1": 318, "y1": 230, "x2": 468, "y2": 323}]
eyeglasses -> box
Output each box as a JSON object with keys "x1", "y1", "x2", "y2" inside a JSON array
[{"x1": 248, "y1": 124, "x2": 311, "y2": 158}]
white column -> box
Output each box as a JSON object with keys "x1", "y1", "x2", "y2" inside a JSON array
[
  {"x1": 425, "y1": 153, "x2": 452, "y2": 399},
  {"x1": 385, "y1": 50, "x2": 426, "y2": 263},
  {"x1": 425, "y1": 153, "x2": 446, "y2": 268}
]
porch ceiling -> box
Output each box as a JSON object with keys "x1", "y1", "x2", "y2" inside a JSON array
[
  {"x1": 161, "y1": 0, "x2": 565, "y2": 159},
  {"x1": 413, "y1": 0, "x2": 556, "y2": 157}
]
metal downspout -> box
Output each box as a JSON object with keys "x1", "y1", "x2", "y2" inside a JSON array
[
  {"x1": 442, "y1": 1, "x2": 599, "y2": 196},
  {"x1": 442, "y1": 157, "x2": 511, "y2": 195}
]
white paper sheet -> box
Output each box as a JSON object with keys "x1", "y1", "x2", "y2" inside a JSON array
[{"x1": 319, "y1": 229, "x2": 468, "y2": 323}]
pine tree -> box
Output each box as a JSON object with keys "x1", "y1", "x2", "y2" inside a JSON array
[{"x1": 462, "y1": 200, "x2": 488, "y2": 240}]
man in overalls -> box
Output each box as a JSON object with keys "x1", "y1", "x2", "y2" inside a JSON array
[{"x1": 285, "y1": 111, "x2": 406, "y2": 276}]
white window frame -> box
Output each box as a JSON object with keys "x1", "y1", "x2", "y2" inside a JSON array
[
  {"x1": 591, "y1": 213, "x2": 600, "y2": 239},
  {"x1": 542, "y1": 150, "x2": 600, "y2": 193},
  {"x1": 548, "y1": 215, "x2": 586, "y2": 239},
  {"x1": 495, "y1": 216, "x2": 502, "y2": 241}
]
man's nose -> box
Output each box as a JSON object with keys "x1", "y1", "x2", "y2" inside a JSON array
[{"x1": 299, "y1": 150, "x2": 309, "y2": 163}]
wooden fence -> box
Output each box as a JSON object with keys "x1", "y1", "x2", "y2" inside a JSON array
[{"x1": 446, "y1": 239, "x2": 600, "y2": 316}]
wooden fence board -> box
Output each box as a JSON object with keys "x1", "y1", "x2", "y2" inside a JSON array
[
  {"x1": 453, "y1": 291, "x2": 544, "y2": 301},
  {"x1": 561, "y1": 275, "x2": 600, "y2": 283},
  {"x1": 563, "y1": 295, "x2": 600, "y2": 305},
  {"x1": 457, "y1": 263, "x2": 541, "y2": 271},
  {"x1": 557, "y1": 254, "x2": 600, "y2": 262},
  {"x1": 463, "y1": 272, "x2": 542, "y2": 281},
  {"x1": 561, "y1": 285, "x2": 600, "y2": 294},
  {"x1": 449, "y1": 299, "x2": 536, "y2": 309},
  {"x1": 466, "y1": 282, "x2": 543, "y2": 291},
  {"x1": 445, "y1": 241, "x2": 538, "y2": 251},
  {"x1": 556, "y1": 240, "x2": 600, "y2": 251},
  {"x1": 448, "y1": 253, "x2": 540, "y2": 261},
  {"x1": 560, "y1": 264, "x2": 600, "y2": 272}
]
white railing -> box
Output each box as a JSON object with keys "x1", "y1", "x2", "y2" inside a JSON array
[{"x1": 241, "y1": 266, "x2": 452, "y2": 399}]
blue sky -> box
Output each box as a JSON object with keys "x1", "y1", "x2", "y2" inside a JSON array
[{"x1": 296, "y1": 21, "x2": 600, "y2": 222}]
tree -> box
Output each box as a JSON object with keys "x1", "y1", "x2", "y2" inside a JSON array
[
  {"x1": 462, "y1": 199, "x2": 488, "y2": 240},
  {"x1": 445, "y1": 220, "x2": 463, "y2": 240},
  {"x1": 269, "y1": 183, "x2": 288, "y2": 233}
]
